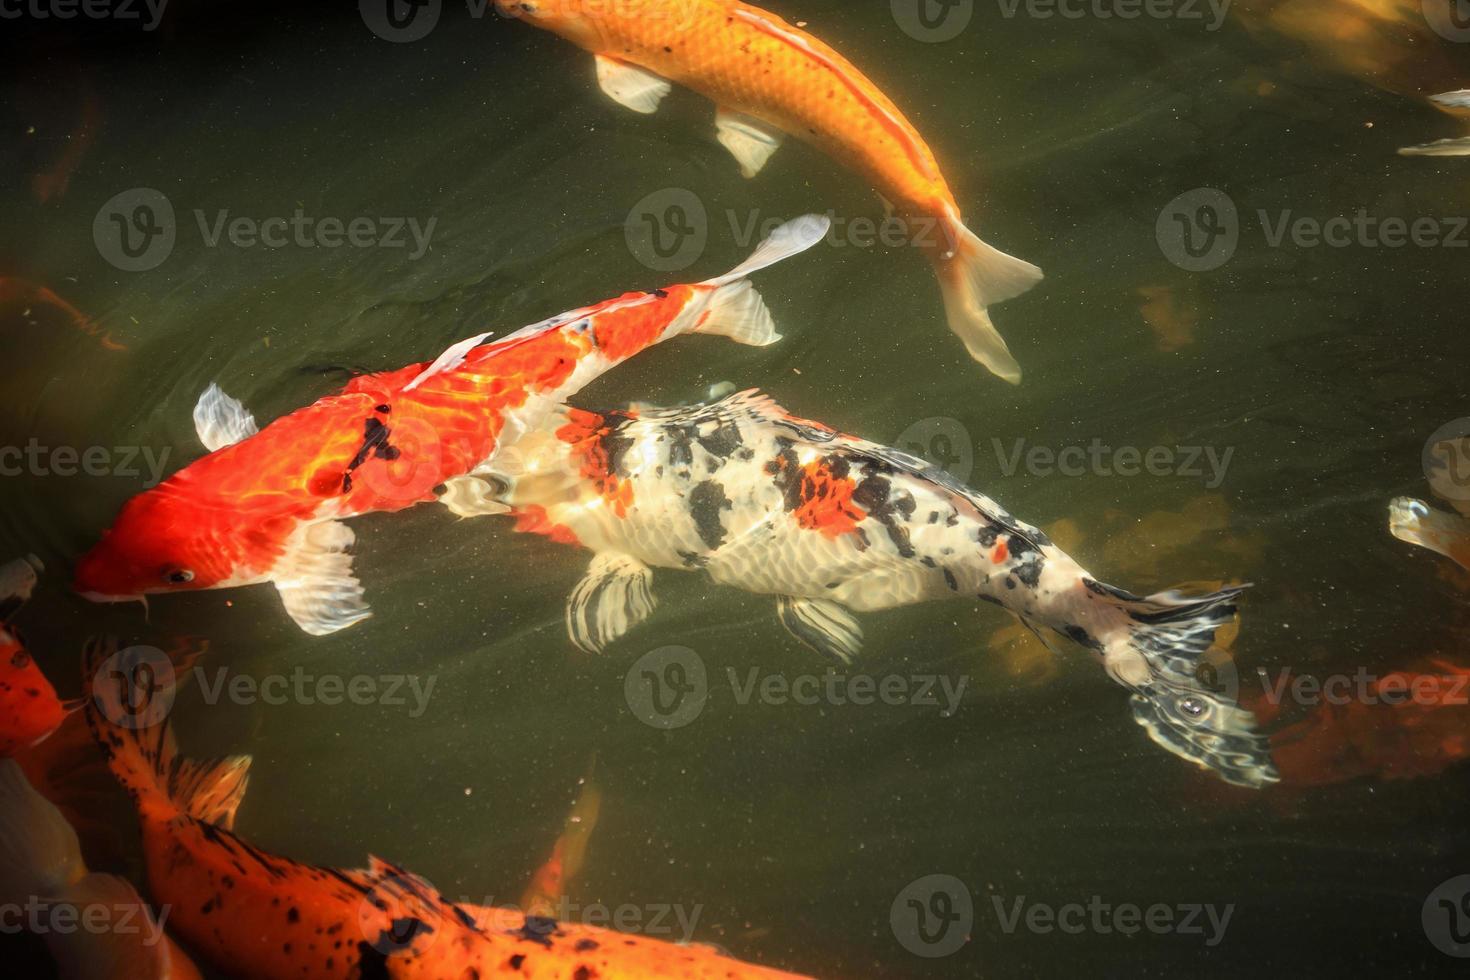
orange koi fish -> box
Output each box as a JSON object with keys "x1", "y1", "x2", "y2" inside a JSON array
[
  {"x1": 0, "y1": 760, "x2": 202, "y2": 978},
  {"x1": 496, "y1": 0, "x2": 1043, "y2": 382},
  {"x1": 521, "y1": 765, "x2": 602, "y2": 918},
  {"x1": 0, "y1": 277, "x2": 125, "y2": 351},
  {"x1": 0, "y1": 626, "x2": 70, "y2": 759},
  {"x1": 80, "y1": 641, "x2": 808, "y2": 979},
  {"x1": 73, "y1": 216, "x2": 828, "y2": 635}
]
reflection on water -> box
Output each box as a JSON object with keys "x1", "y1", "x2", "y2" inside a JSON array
[{"x1": 2, "y1": 1, "x2": 1470, "y2": 976}]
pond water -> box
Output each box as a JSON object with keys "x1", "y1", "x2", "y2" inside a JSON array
[{"x1": 2, "y1": 1, "x2": 1468, "y2": 976}]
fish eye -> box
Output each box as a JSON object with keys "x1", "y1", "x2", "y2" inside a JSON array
[
  {"x1": 164, "y1": 569, "x2": 195, "y2": 584},
  {"x1": 1408, "y1": 501, "x2": 1431, "y2": 519}
]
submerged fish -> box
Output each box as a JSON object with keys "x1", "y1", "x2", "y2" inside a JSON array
[
  {"x1": 495, "y1": 0, "x2": 1043, "y2": 382},
  {"x1": 521, "y1": 764, "x2": 602, "y2": 918},
  {"x1": 1398, "y1": 91, "x2": 1470, "y2": 158},
  {"x1": 73, "y1": 216, "x2": 829, "y2": 635},
  {"x1": 1389, "y1": 498, "x2": 1470, "y2": 571},
  {"x1": 0, "y1": 759, "x2": 202, "y2": 978},
  {"x1": 485, "y1": 390, "x2": 1278, "y2": 787},
  {"x1": 0, "y1": 277, "x2": 124, "y2": 351},
  {"x1": 0, "y1": 627, "x2": 70, "y2": 759},
  {"x1": 80, "y1": 641, "x2": 808, "y2": 979}
]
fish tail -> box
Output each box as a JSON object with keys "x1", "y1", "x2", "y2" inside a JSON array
[
  {"x1": 0, "y1": 758, "x2": 87, "y2": 904},
  {"x1": 82, "y1": 637, "x2": 252, "y2": 827},
  {"x1": 933, "y1": 204, "x2": 1042, "y2": 384},
  {"x1": 1390, "y1": 497, "x2": 1470, "y2": 570},
  {"x1": 1086, "y1": 581, "x2": 1279, "y2": 788},
  {"x1": 693, "y1": 214, "x2": 831, "y2": 346}
]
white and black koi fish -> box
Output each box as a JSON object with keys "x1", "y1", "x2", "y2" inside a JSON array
[{"x1": 480, "y1": 391, "x2": 1278, "y2": 788}]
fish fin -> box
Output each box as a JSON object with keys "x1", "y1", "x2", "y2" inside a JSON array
[
  {"x1": 933, "y1": 204, "x2": 1043, "y2": 384},
  {"x1": 193, "y1": 383, "x2": 259, "y2": 452},
  {"x1": 701, "y1": 213, "x2": 830, "y2": 289},
  {"x1": 566, "y1": 553, "x2": 657, "y2": 655},
  {"x1": 404, "y1": 331, "x2": 495, "y2": 391},
  {"x1": 1430, "y1": 89, "x2": 1470, "y2": 112},
  {"x1": 1390, "y1": 497, "x2": 1470, "y2": 570},
  {"x1": 1087, "y1": 581, "x2": 1278, "y2": 788},
  {"x1": 0, "y1": 759, "x2": 87, "y2": 904},
  {"x1": 1398, "y1": 137, "x2": 1470, "y2": 157},
  {"x1": 776, "y1": 596, "x2": 863, "y2": 664},
  {"x1": 715, "y1": 107, "x2": 786, "y2": 178},
  {"x1": 171, "y1": 755, "x2": 252, "y2": 830},
  {"x1": 594, "y1": 55, "x2": 672, "y2": 114},
  {"x1": 438, "y1": 476, "x2": 512, "y2": 518},
  {"x1": 273, "y1": 521, "x2": 372, "y2": 636},
  {"x1": 693, "y1": 280, "x2": 780, "y2": 347}
]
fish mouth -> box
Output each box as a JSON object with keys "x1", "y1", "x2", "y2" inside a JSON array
[{"x1": 78, "y1": 590, "x2": 146, "y2": 605}]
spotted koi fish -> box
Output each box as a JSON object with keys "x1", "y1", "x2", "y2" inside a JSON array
[
  {"x1": 73, "y1": 216, "x2": 830, "y2": 635},
  {"x1": 0, "y1": 759, "x2": 202, "y2": 978},
  {"x1": 0, "y1": 556, "x2": 77, "y2": 759},
  {"x1": 79, "y1": 641, "x2": 808, "y2": 979},
  {"x1": 495, "y1": 0, "x2": 1043, "y2": 382},
  {"x1": 488, "y1": 390, "x2": 1278, "y2": 787}
]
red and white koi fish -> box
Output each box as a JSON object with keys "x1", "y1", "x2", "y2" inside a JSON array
[
  {"x1": 73, "y1": 216, "x2": 829, "y2": 635},
  {"x1": 78, "y1": 641, "x2": 809, "y2": 979},
  {"x1": 486, "y1": 390, "x2": 1279, "y2": 787},
  {"x1": 0, "y1": 759, "x2": 202, "y2": 978},
  {"x1": 495, "y1": 0, "x2": 1044, "y2": 382}
]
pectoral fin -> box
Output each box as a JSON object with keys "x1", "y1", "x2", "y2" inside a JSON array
[
  {"x1": 776, "y1": 596, "x2": 863, "y2": 664},
  {"x1": 193, "y1": 383, "x2": 259, "y2": 451},
  {"x1": 595, "y1": 55, "x2": 672, "y2": 114},
  {"x1": 274, "y1": 521, "x2": 371, "y2": 636},
  {"x1": 566, "y1": 553, "x2": 657, "y2": 654},
  {"x1": 438, "y1": 476, "x2": 511, "y2": 518},
  {"x1": 715, "y1": 108, "x2": 785, "y2": 178}
]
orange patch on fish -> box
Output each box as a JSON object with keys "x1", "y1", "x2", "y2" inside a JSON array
[
  {"x1": 0, "y1": 629, "x2": 67, "y2": 758},
  {"x1": 557, "y1": 408, "x2": 635, "y2": 516},
  {"x1": 991, "y1": 540, "x2": 1009, "y2": 564},
  {"x1": 791, "y1": 458, "x2": 865, "y2": 538},
  {"x1": 514, "y1": 505, "x2": 582, "y2": 547}
]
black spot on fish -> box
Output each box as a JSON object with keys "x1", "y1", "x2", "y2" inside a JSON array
[
  {"x1": 1013, "y1": 554, "x2": 1045, "y2": 589},
  {"x1": 574, "y1": 967, "x2": 592, "y2": 980},
  {"x1": 850, "y1": 474, "x2": 914, "y2": 558},
  {"x1": 1064, "y1": 625, "x2": 1100, "y2": 650},
  {"x1": 648, "y1": 288, "x2": 669, "y2": 298},
  {"x1": 287, "y1": 907, "x2": 299, "y2": 923},
  {"x1": 677, "y1": 550, "x2": 708, "y2": 569},
  {"x1": 943, "y1": 568, "x2": 959, "y2": 591},
  {"x1": 695, "y1": 419, "x2": 742, "y2": 459},
  {"x1": 575, "y1": 939, "x2": 599, "y2": 951},
  {"x1": 509, "y1": 954, "x2": 526, "y2": 969},
  {"x1": 355, "y1": 941, "x2": 391, "y2": 980},
  {"x1": 977, "y1": 525, "x2": 1000, "y2": 548},
  {"x1": 688, "y1": 481, "x2": 731, "y2": 550},
  {"x1": 516, "y1": 915, "x2": 558, "y2": 947}
]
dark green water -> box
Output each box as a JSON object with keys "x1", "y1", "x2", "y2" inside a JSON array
[{"x1": 3, "y1": 1, "x2": 1469, "y2": 976}]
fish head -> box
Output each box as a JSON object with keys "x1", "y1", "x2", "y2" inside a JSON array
[
  {"x1": 493, "y1": 0, "x2": 618, "y2": 47},
  {"x1": 73, "y1": 482, "x2": 281, "y2": 602}
]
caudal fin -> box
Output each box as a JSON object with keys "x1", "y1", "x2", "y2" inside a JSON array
[
  {"x1": 1088, "y1": 581, "x2": 1278, "y2": 788},
  {"x1": 692, "y1": 214, "x2": 831, "y2": 347},
  {"x1": 933, "y1": 206, "x2": 1043, "y2": 384},
  {"x1": 82, "y1": 637, "x2": 253, "y2": 827}
]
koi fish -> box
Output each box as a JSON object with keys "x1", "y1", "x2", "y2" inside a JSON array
[
  {"x1": 0, "y1": 277, "x2": 125, "y2": 351},
  {"x1": 73, "y1": 216, "x2": 829, "y2": 635},
  {"x1": 1389, "y1": 432, "x2": 1470, "y2": 571},
  {"x1": 486, "y1": 390, "x2": 1278, "y2": 787},
  {"x1": 521, "y1": 764, "x2": 602, "y2": 918},
  {"x1": 495, "y1": 0, "x2": 1043, "y2": 382},
  {"x1": 1399, "y1": 91, "x2": 1470, "y2": 158},
  {"x1": 0, "y1": 759, "x2": 202, "y2": 978},
  {"x1": 0, "y1": 626, "x2": 70, "y2": 759},
  {"x1": 80, "y1": 641, "x2": 809, "y2": 978}
]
